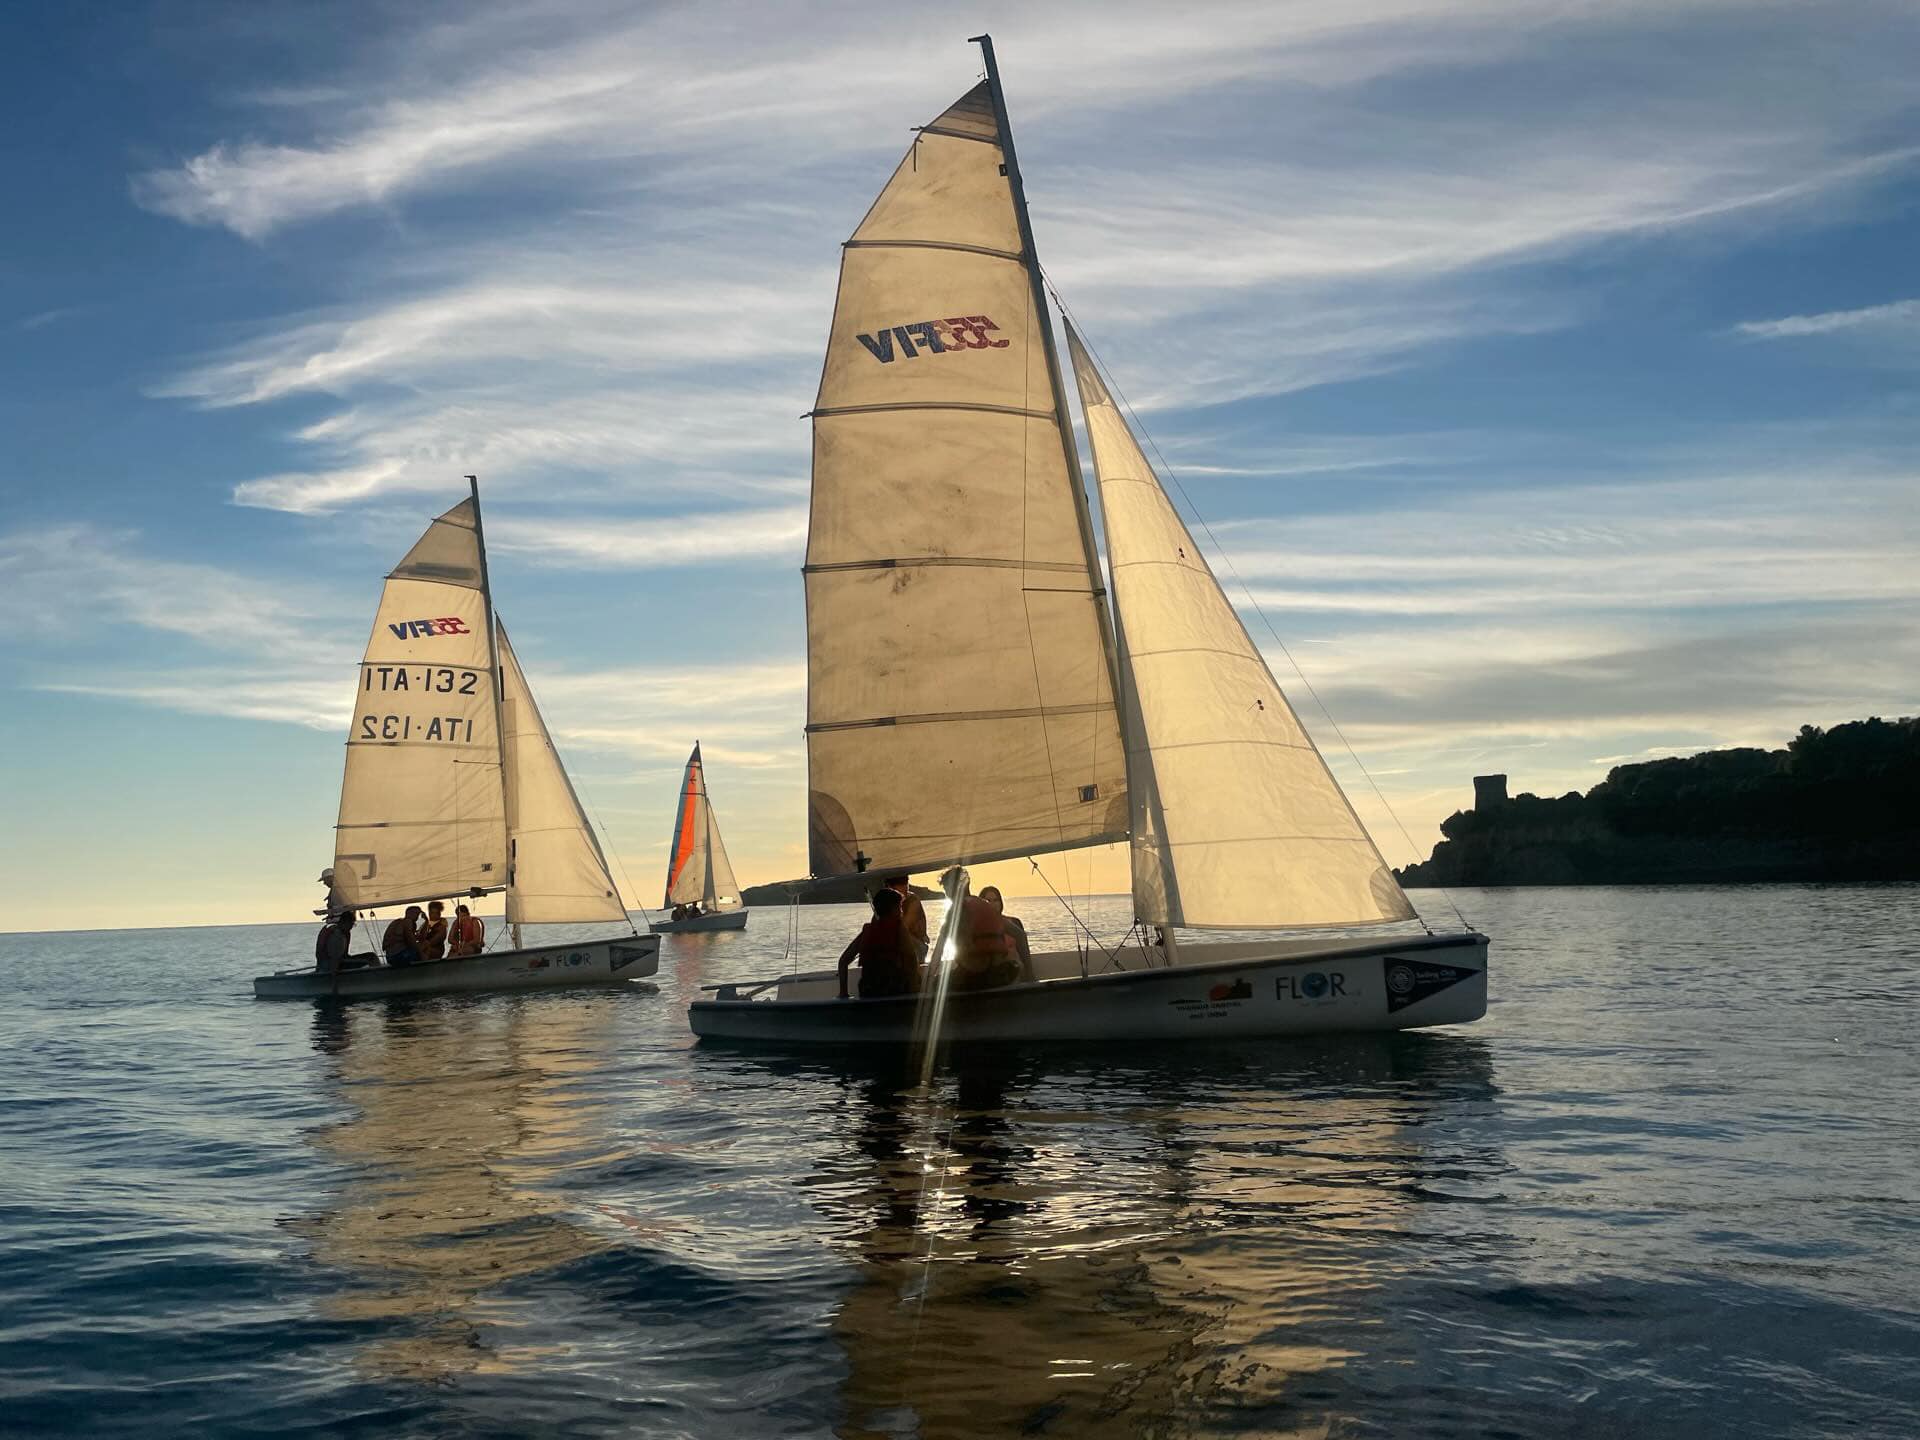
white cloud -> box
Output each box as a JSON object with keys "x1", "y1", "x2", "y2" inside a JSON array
[
  {"x1": 488, "y1": 506, "x2": 808, "y2": 569},
  {"x1": 1734, "y1": 297, "x2": 1920, "y2": 340}
]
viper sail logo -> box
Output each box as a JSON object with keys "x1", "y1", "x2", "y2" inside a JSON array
[
  {"x1": 386, "y1": 617, "x2": 471, "y2": 640},
  {"x1": 855, "y1": 314, "x2": 1009, "y2": 362}
]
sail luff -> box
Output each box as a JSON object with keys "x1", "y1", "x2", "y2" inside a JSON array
[
  {"x1": 970, "y1": 33, "x2": 1124, "y2": 723},
  {"x1": 1065, "y1": 323, "x2": 1416, "y2": 930},
  {"x1": 467, "y1": 475, "x2": 513, "y2": 899}
]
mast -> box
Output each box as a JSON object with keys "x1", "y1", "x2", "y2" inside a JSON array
[
  {"x1": 467, "y1": 473, "x2": 516, "y2": 951},
  {"x1": 969, "y1": 32, "x2": 1125, "y2": 724}
]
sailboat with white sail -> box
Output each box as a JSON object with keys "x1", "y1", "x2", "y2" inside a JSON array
[
  {"x1": 689, "y1": 37, "x2": 1486, "y2": 1044},
  {"x1": 254, "y1": 482, "x2": 659, "y2": 999},
  {"x1": 650, "y1": 743, "x2": 749, "y2": 933}
]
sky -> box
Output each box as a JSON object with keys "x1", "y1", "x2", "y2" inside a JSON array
[{"x1": 2, "y1": 0, "x2": 1917, "y2": 933}]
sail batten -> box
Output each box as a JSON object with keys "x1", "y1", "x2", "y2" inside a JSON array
[
  {"x1": 803, "y1": 78, "x2": 1126, "y2": 877},
  {"x1": 1066, "y1": 323, "x2": 1416, "y2": 931}
]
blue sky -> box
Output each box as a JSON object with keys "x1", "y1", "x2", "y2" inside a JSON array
[{"x1": 3, "y1": 1, "x2": 1917, "y2": 932}]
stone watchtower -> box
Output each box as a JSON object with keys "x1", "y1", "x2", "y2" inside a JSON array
[{"x1": 1473, "y1": 774, "x2": 1509, "y2": 811}]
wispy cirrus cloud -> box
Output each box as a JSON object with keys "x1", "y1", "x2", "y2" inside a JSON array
[{"x1": 1734, "y1": 297, "x2": 1920, "y2": 340}]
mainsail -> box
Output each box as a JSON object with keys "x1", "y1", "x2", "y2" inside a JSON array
[
  {"x1": 498, "y1": 624, "x2": 627, "y2": 926},
  {"x1": 334, "y1": 497, "x2": 507, "y2": 909},
  {"x1": 332, "y1": 487, "x2": 630, "y2": 931},
  {"x1": 664, "y1": 744, "x2": 740, "y2": 908},
  {"x1": 803, "y1": 81, "x2": 1128, "y2": 877},
  {"x1": 1066, "y1": 325, "x2": 1416, "y2": 930}
]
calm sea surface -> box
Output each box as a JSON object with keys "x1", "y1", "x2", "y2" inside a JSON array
[{"x1": 2, "y1": 886, "x2": 1917, "y2": 1438}]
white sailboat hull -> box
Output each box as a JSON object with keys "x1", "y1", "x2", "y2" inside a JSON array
[
  {"x1": 689, "y1": 932, "x2": 1486, "y2": 1045},
  {"x1": 253, "y1": 934, "x2": 659, "y2": 1001},
  {"x1": 651, "y1": 909, "x2": 750, "y2": 934}
]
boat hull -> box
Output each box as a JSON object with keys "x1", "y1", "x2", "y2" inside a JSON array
[
  {"x1": 253, "y1": 934, "x2": 660, "y2": 1000},
  {"x1": 650, "y1": 909, "x2": 750, "y2": 934},
  {"x1": 689, "y1": 932, "x2": 1486, "y2": 1044}
]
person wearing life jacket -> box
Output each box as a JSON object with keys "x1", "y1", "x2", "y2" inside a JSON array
[
  {"x1": 314, "y1": 909, "x2": 376, "y2": 974},
  {"x1": 836, "y1": 887, "x2": 921, "y2": 999},
  {"x1": 449, "y1": 903, "x2": 485, "y2": 958},
  {"x1": 951, "y1": 888, "x2": 1020, "y2": 992},
  {"x1": 978, "y1": 885, "x2": 1035, "y2": 982}
]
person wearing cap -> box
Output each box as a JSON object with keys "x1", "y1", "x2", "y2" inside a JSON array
[{"x1": 319, "y1": 866, "x2": 351, "y2": 921}]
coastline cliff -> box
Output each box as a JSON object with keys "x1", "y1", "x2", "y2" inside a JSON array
[{"x1": 1397, "y1": 717, "x2": 1920, "y2": 887}]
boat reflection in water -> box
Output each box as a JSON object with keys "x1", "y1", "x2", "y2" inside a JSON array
[
  {"x1": 299, "y1": 996, "x2": 618, "y2": 1382},
  {"x1": 804, "y1": 1037, "x2": 1499, "y2": 1438}
]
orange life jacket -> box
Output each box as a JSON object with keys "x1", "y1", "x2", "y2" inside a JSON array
[
  {"x1": 452, "y1": 914, "x2": 484, "y2": 947},
  {"x1": 957, "y1": 896, "x2": 1010, "y2": 970}
]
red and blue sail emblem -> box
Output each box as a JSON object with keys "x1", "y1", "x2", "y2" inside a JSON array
[{"x1": 855, "y1": 315, "x2": 1009, "y2": 363}]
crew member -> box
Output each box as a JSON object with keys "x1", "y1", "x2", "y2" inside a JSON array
[
  {"x1": 836, "y1": 888, "x2": 921, "y2": 1000},
  {"x1": 449, "y1": 904, "x2": 485, "y2": 957},
  {"x1": 418, "y1": 900, "x2": 449, "y2": 962},
  {"x1": 950, "y1": 888, "x2": 1019, "y2": 992},
  {"x1": 978, "y1": 885, "x2": 1034, "y2": 982},
  {"x1": 884, "y1": 874, "x2": 929, "y2": 960},
  {"x1": 382, "y1": 907, "x2": 425, "y2": 966}
]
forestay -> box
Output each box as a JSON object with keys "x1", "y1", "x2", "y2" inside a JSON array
[
  {"x1": 665, "y1": 744, "x2": 740, "y2": 908},
  {"x1": 1066, "y1": 325, "x2": 1416, "y2": 930},
  {"x1": 334, "y1": 498, "x2": 507, "y2": 909},
  {"x1": 497, "y1": 624, "x2": 627, "y2": 926},
  {"x1": 804, "y1": 83, "x2": 1127, "y2": 877}
]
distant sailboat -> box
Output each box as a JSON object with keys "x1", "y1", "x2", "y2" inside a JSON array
[
  {"x1": 690, "y1": 37, "x2": 1486, "y2": 1043},
  {"x1": 254, "y1": 481, "x2": 659, "y2": 998},
  {"x1": 651, "y1": 744, "x2": 749, "y2": 933}
]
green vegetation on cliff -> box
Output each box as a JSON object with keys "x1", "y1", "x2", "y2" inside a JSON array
[{"x1": 1398, "y1": 717, "x2": 1920, "y2": 887}]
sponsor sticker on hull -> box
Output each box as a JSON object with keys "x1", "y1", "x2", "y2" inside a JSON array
[{"x1": 1383, "y1": 957, "x2": 1474, "y2": 1012}]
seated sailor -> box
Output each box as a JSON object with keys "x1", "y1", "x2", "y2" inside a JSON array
[
  {"x1": 836, "y1": 887, "x2": 921, "y2": 1000},
  {"x1": 449, "y1": 904, "x2": 485, "y2": 957},
  {"x1": 313, "y1": 910, "x2": 375, "y2": 974},
  {"x1": 951, "y1": 889, "x2": 1020, "y2": 992},
  {"x1": 382, "y1": 907, "x2": 425, "y2": 966},
  {"x1": 978, "y1": 885, "x2": 1034, "y2": 982},
  {"x1": 418, "y1": 900, "x2": 449, "y2": 962}
]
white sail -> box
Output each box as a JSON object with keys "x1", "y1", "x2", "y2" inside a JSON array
[
  {"x1": 703, "y1": 794, "x2": 741, "y2": 906},
  {"x1": 804, "y1": 83, "x2": 1128, "y2": 877},
  {"x1": 1066, "y1": 325, "x2": 1416, "y2": 930},
  {"x1": 333, "y1": 498, "x2": 508, "y2": 910},
  {"x1": 497, "y1": 624, "x2": 627, "y2": 926}
]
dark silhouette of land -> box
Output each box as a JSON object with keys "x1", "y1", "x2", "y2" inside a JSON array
[
  {"x1": 739, "y1": 875, "x2": 940, "y2": 907},
  {"x1": 1399, "y1": 717, "x2": 1920, "y2": 886}
]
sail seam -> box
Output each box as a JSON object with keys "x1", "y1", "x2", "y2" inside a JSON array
[
  {"x1": 844, "y1": 239, "x2": 1023, "y2": 262},
  {"x1": 336, "y1": 819, "x2": 500, "y2": 830},
  {"x1": 807, "y1": 700, "x2": 1114, "y2": 733},
  {"x1": 1127, "y1": 736, "x2": 1322, "y2": 755},
  {"x1": 810, "y1": 401, "x2": 1054, "y2": 420},
  {"x1": 803, "y1": 556, "x2": 1085, "y2": 575},
  {"x1": 1158, "y1": 833, "x2": 1385, "y2": 846},
  {"x1": 1121, "y1": 644, "x2": 1270, "y2": 663},
  {"x1": 913, "y1": 124, "x2": 999, "y2": 144}
]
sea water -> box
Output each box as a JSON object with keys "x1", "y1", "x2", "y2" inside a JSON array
[{"x1": 1, "y1": 885, "x2": 1916, "y2": 1438}]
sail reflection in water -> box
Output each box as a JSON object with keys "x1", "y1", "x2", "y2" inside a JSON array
[
  {"x1": 803, "y1": 1038, "x2": 1499, "y2": 1437},
  {"x1": 298, "y1": 997, "x2": 618, "y2": 1382}
]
